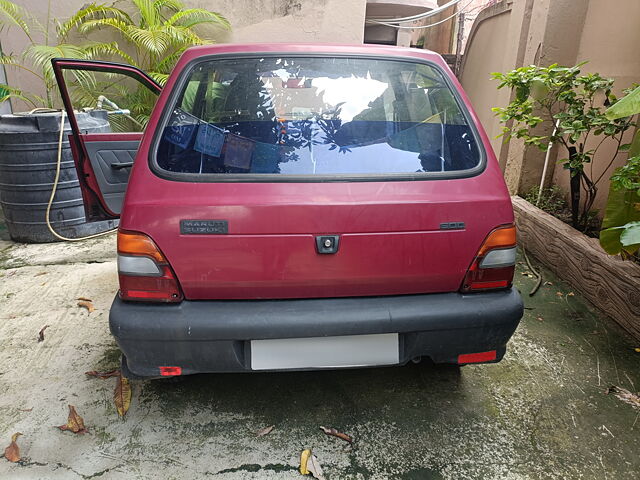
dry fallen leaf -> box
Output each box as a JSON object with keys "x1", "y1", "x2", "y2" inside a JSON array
[
  {"x1": 37, "y1": 325, "x2": 49, "y2": 343},
  {"x1": 85, "y1": 370, "x2": 120, "y2": 379},
  {"x1": 56, "y1": 405, "x2": 87, "y2": 434},
  {"x1": 300, "y1": 449, "x2": 311, "y2": 475},
  {"x1": 35, "y1": 271, "x2": 47, "y2": 277},
  {"x1": 3, "y1": 432, "x2": 22, "y2": 463},
  {"x1": 77, "y1": 300, "x2": 95, "y2": 313},
  {"x1": 606, "y1": 386, "x2": 640, "y2": 410},
  {"x1": 556, "y1": 291, "x2": 563, "y2": 297},
  {"x1": 255, "y1": 425, "x2": 274, "y2": 437},
  {"x1": 567, "y1": 292, "x2": 575, "y2": 297},
  {"x1": 319, "y1": 425, "x2": 353, "y2": 444},
  {"x1": 114, "y1": 373, "x2": 132, "y2": 417},
  {"x1": 536, "y1": 316, "x2": 544, "y2": 322},
  {"x1": 77, "y1": 297, "x2": 92, "y2": 302},
  {"x1": 300, "y1": 450, "x2": 326, "y2": 480},
  {"x1": 634, "y1": 348, "x2": 640, "y2": 353}
]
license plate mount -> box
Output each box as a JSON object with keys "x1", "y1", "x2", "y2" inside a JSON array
[{"x1": 250, "y1": 333, "x2": 399, "y2": 370}]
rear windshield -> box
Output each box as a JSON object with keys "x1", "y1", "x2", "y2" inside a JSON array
[{"x1": 155, "y1": 57, "x2": 481, "y2": 177}]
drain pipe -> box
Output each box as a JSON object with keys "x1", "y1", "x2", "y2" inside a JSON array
[{"x1": 536, "y1": 120, "x2": 560, "y2": 206}]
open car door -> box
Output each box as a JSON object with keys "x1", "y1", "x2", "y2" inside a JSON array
[{"x1": 52, "y1": 59, "x2": 162, "y2": 221}]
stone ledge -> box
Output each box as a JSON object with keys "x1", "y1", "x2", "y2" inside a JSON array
[{"x1": 512, "y1": 195, "x2": 640, "y2": 340}]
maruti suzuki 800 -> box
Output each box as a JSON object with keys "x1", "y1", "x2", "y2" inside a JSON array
[{"x1": 53, "y1": 43, "x2": 523, "y2": 379}]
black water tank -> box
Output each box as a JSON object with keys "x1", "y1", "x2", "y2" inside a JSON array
[{"x1": 0, "y1": 110, "x2": 118, "y2": 243}]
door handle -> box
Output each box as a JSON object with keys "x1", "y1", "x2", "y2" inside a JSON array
[{"x1": 111, "y1": 162, "x2": 133, "y2": 170}]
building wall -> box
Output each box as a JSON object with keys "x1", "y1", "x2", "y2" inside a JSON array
[
  {"x1": 458, "y1": 6, "x2": 511, "y2": 159},
  {"x1": 460, "y1": 0, "x2": 640, "y2": 216},
  {"x1": 1, "y1": 0, "x2": 367, "y2": 111},
  {"x1": 550, "y1": 0, "x2": 640, "y2": 214}
]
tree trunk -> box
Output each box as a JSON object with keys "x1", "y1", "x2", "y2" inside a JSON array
[{"x1": 568, "y1": 146, "x2": 580, "y2": 228}]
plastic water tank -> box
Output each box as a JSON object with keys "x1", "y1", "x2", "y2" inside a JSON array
[{"x1": 0, "y1": 110, "x2": 118, "y2": 242}]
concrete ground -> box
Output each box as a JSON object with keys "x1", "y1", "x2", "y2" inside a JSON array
[{"x1": 0, "y1": 225, "x2": 639, "y2": 479}]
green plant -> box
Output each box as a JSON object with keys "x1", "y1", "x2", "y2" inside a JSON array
[
  {"x1": 0, "y1": 0, "x2": 125, "y2": 108},
  {"x1": 492, "y1": 64, "x2": 635, "y2": 232},
  {"x1": 523, "y1": 185, "x2": 568, "y2": 216},
  {"x1": 599, "y1": 85, "x2": 640, "y2": 256},
  {"x1": 78, "y1": 0, "x2": 229, "y2": 85},
  {"x1": 68, "y1": 0, "x2": 229, "y2": 127}
]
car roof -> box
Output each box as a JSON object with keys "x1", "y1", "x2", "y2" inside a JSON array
[{"x1": 176, "y1": 43, "x2": 446, "y2": 67}]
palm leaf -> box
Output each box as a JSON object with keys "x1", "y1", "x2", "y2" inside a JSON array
[
  {"x1": 83, "y1": 41, "x2": 134, "y2": 64},
  {"x1": 165, "y1": 8, "x2": 229, "y2": 29},
  {"x1": 163, "y1": 24, "x2": 205, "y2": 49},
  {"x1": 147, "y1": 71, "x2": 169, "y2": 85},
  {"x1": 127, "y1": 26, "x2": 170, "y2": 55},
  {"x1": 57, "y1": 4, "x2": 130, "y2": 40},
  {"x1": 132, "y1": 0, "x2": 160, "y2": 29},
  {"x1": 0, "y1": 0, "x2": 31, "y2": 40},
  {"x1": 79, "y1": 18, "x2": 133, "y2": 40},
  {"x1": 25, "y1": 44, "x2": 87, "y2": 84},
  {"x1": 154, "y1": 0, "x2": 184, "y2": 13},
  {"x1": 0, "y1": 83, "x2": 45, "y2": 108},
  {"x1": 152, "y1": 49, "x2": 183, "y2": 73}
]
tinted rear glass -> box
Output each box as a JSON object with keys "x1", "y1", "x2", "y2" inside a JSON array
[{"x1": 156, "y1": 57, "x2": 481, "y2": 176}]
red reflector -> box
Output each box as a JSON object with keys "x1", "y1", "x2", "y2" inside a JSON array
[
  {"x1": 458, "y1": 350, "x2": 497, "y2": 364},
  {"x1": 118, "y1": 267, "x2": 183, "y2": 302},
  {"x1": 469, "y1": 280, "x2": 509, "y2": 290},
  {"x1": 159, "y1": 366, "x2": 182, "y2": 376}
]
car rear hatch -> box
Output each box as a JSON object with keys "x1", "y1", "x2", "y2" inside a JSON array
[{"x1": 121, "y1": 53, "x2": 514, "y2": 300}]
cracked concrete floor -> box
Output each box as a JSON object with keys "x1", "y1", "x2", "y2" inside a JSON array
[{"x1": 0, "y1": 230, "x2": 639, "y2": 479}]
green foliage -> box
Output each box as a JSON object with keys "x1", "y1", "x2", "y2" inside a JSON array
[
  {"x1": 610, "y1": 155, "x2": 640, "y2": 193},
  {"x1": 72, "y1": 0, "x2": 229, "y2": 128},
  {"x1": 606, "y1": 85, "x2": 640, "y2": 120},
  {"x1": 599, "y1": 88, "x2": 640, "y2": 256},
  {"x1": 492, "y1": 64, "x2": 635, "y2": 232},
  {"x1": 0, "y1": 0, "x2": 228, "y2": 120},
  {"x1": 78, "y1": 0, "x2": 229, "y2": 82},
  {"x1": 523, "y1": 185, "x2": 568, "y2": 216},
  {"x1": 0, "y1": 1, "x2": 128, "y2": 108}
]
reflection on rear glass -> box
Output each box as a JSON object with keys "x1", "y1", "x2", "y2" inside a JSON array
[{"x1": 157, "y1": 57, "x2": 481, "y2": 175}]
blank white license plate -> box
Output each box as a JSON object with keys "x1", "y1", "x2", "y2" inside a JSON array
[{"x1": 250, "y1": 333, "x2": 399, "y2": 370}]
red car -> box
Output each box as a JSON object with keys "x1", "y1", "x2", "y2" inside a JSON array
[{"x1": 53, "y1": 43, "x2": 523, "y2": 379}]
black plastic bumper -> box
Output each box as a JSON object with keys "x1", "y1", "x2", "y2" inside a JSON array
[{"x1": 110, "y1": 288, "x2": 523, "y2": 378}]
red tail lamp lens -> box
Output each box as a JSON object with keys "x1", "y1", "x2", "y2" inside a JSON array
[
  {"x1": 458, "y1": 350, "x2": 497, "y2": 364},
  {"x1": 159, "y1": 366, "x2": 182, "y2": 376},
  {"x1": 117, "y1": 230, "x2": 183, "y2": 303},
  {"x1": 461, "y1": 225, "x2": 517, "y2": 293}
]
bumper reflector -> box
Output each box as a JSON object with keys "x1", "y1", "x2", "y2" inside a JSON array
[
  {"x1": 458, "y1": 350, "x2": 497, "y2": 364},
  {"x1": 159, "y1": 366, "x2": 182, "y2": 376}
]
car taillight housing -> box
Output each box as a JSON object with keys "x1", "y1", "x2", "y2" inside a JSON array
[
  {"x1": 461, "y1": 225, "x2": 517, "y2": 293},
  {"x1": 117, "y1": 230, "x2": 183, "y2": 302}
]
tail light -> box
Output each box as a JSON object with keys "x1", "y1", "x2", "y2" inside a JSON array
[
  {"x1": 461, "y1": 225, "x2": 517, "y2": 293},
  {"x1": 117, "y1": 230, "x2": 183, "y2": 302}
]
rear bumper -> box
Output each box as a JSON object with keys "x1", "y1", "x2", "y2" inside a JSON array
[{"x1": 110, "y1": 288, "x2": 523, "y2": 378}]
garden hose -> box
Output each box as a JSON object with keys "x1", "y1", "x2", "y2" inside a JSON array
[{"x1": 45, "y1": 110, "x2": 117, "y2": 242}]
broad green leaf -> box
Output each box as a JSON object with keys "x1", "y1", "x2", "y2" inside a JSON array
[
  {"x1": 606, "y1": 85, "x2": 640, "y2": 120},
  {"x1": 619, "y1": 221, "x2": 640, "y2": 250},
  {"x1": 599, "y1": 187, "x2": 640, "y2": 254}
]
